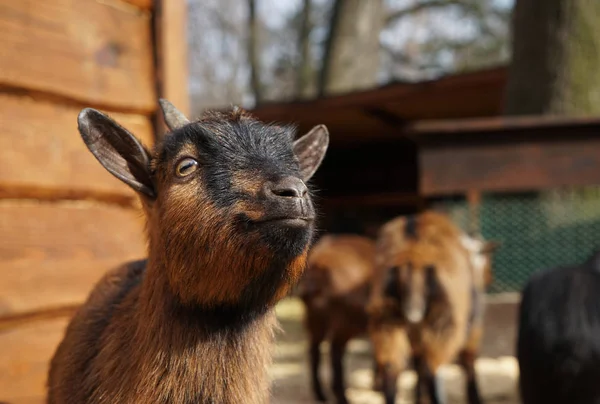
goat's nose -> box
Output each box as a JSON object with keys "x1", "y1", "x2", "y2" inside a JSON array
[{"x1": 269, "y1": 176, "x2": 308, "y2": 198}]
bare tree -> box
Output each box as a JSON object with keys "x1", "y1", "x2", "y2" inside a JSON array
[
  {"x1": 248, "y1": 0, "x2": 264, "y2": 104},
  {"x1": 188, "y1": 0, "x2": 247, "y2": 114},
  {"x1": 186, "y1": 0, "x2": 512, "y2": 110},
  {"x1": 505, "y1": 0, "x2": 600, "y2": 115},
  {"x1": 319, "y1": 0, "x2": 384, "y2": 96},
  {"x1": 382, "y1": 0, "x2": 511, "y2": 81},
  {"x1": 296, "y1": 0, "x2": 313, "y2": 98}
]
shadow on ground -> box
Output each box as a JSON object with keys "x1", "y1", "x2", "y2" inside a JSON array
[{"x1": 270, "y1": 297, "x2": 520, "y2": 404}]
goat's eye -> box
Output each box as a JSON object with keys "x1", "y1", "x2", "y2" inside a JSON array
[{"x1": 176, "y1": 158, "x2": 198, "y2": 177}]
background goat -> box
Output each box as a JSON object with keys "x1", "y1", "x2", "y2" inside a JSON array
[
  {"x1": 368, "y1": 211, "x2": 498, "y2": 404},
  {"x1": 298, "y1": 234, "x2": 376, "y2": 404},
  {"x1": 517, "y1": 249, "x2": 600, "y2": 404}
]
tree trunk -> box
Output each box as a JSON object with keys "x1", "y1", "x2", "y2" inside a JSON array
[
  {"x1": 505, "y1": 0, "x2": 600, "y2": 115},
  {"x1": 248, "y1": 0, "x2": 263, "y2": 104},
  {"x1": 319, "y1": 0, "x2": 384, "y2": 96},
  {"x1": 296, "y1": 0, "x2": 313, "y2": 99}
]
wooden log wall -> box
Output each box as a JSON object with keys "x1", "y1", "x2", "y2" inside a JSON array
[{"x1": 0, "y1": 1, "x2": 188, "y2": 402}]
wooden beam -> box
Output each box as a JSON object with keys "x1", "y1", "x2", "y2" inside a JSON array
[
  {"x1": 0, "y1": 0, "x2": 156, "y2": 113},
  {"x1": 466, "y1": 190, "x2": 482, "y2": 235},
  {"x1": 407, "y1": 115, "x2": 600, "y2": 136},
  {"x1": 420, "y1": 137, "x2": 600, "y2": 195},
  {"x1": 154, "y1": 0, "x2": 189, "y2": 136}
]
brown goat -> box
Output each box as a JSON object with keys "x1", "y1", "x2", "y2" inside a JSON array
[
  {"x1": 47, "y1": 100, "x2": 329, "y2": 404},
  {"x1": 368, "y1": 211, "x2": 498, "y2": 404},
  {"x1": 297, "y1": 234, "x2": 376, "y2": 404}
]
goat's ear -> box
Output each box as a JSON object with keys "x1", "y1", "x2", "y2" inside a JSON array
[
  {"x1": 293, "y1": 125, "x2": 329, "y2": 181},
  {"x1": 78, "y1": 108, "x2": 155, "y2": 199}
]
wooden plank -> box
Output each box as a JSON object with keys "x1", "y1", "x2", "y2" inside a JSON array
[
  {"x1": 0, "y1": 94, "x2": 153, "y2": 203},
  {"x1": 0, "y1": 317, "x2": 69, "y2": 404},
  {"x1": 154, "y1": 0, "x2": 189, "y2": 135},
  {"x1": 420, "y1": 138, "x2": 600, "y2": 195},
  {"x1": 0, "y1": 0, "x2": 156, "y2": 112},
  {"x1": 0, "y1": 201, "x2": 146, "y2": 319}
]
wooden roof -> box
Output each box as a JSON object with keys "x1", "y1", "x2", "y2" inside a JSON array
[{"x1": 251, "y1": 66, "x2": 507, "y2": 144}]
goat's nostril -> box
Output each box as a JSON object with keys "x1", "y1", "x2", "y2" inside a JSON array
[
  {"x1": 273, "y1": 188, "x2": 299, "y2": 197},
  {"x1": 270, "y1": 177, "x2": 308, "y2": 198}
]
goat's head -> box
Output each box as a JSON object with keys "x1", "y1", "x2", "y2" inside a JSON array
[
  {"x1": 381, "y1": 243, "x2": 447, "y2": 325},
  {"x1": 77, "y1": 100, "x2": 328, "y2": 312}
]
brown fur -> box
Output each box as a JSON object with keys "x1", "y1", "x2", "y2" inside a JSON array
[
  {"x1": 47, "y1": 105, "x2": 329, "y2": 404},
  {"x1": 298, "y1": 234, "x2": 376, "y2": 404},
  {"x1": 48, "y1": 261, "x2": 277, "y2": 404},
  {"x1": 368, "y1": 211, "x2": 494, "y2": 404}
]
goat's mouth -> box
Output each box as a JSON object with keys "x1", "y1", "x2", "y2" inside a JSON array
[{"x1": 254, "y1": 216, "x2": 314, "y2": 227}]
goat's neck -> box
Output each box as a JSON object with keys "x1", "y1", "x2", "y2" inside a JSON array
[{"x1": 132, "y1": 257, "x2": 277, "y2": 403}]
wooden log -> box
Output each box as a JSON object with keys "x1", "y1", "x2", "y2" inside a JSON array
[
  {"x1": 0, "y1": 317, "x2": 69, "y2": 404},
  {"x1": 0, "y1": 200, "x2": 146, "y2": 319},
  {"x1": 0, "y1": 94, "x2": 153, "y2": 203},
  {"x1": 0, "y1": 0, "x2": 156, "y2": 112}
]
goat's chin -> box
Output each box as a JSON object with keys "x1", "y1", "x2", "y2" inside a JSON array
[{"x1": 258, "y1": 221, "x2": 314, "y2": 257}]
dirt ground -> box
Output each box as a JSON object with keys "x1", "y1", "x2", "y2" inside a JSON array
[{"x1": 270, "y1": 297, "x2": 520, "y2": 404}]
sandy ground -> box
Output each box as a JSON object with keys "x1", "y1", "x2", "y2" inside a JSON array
[{"x1": 270, "y1": 298, "x2": 520, "y2": 404}]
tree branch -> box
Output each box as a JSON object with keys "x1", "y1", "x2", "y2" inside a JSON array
[
  {"x1": 247, "y1": 0, "x2": 263, "y2": 104},
  {"x1": 385, "y1": 0, "x2": 475, "y2": 25},
  {"x1": 295, "y1": 0, "x2": 313, "y2": 98}
]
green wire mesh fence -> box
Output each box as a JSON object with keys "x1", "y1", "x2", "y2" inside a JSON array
[{"x1": 431, "y1": 187, "x2": 600, "y2": 293}]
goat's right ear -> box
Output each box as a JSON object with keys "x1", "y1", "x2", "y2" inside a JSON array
[
  {"x1": 293, "y1": 125, "x2": 329, "y2": 181},
  {"x1": 78, "y1": 108, "x2": 155, "y2": 199}
]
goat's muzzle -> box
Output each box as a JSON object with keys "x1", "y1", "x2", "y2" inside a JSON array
[{"x1": 254, "y1": 176, "x2": 315, "y2": 228}]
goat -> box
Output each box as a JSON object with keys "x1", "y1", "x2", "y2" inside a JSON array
[
  {"x1": 517, "y1": 250, "x2": 600, "y2": 404},
  {"x1": 297, "y1": 234, "x2": 377, "y2": 404},
  {"x1": 368, "y1": 211, "x2": 498, "y2": 404},
  {"x1": 46, "y1": 100, "x2": 329, "y2": 404}
]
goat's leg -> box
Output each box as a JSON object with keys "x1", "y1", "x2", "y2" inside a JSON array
[
  {"x1": 381, "y1": 363, "x2": 400, "y2": 404},
  {"x1": 414, "y1": 355, "x2": 446, "y2": 404},
  {"x1": 306, "y1": 307, "x2": 328, "y2": 403},
  {"x1": 459, "y1": 350, "x2": 483, "y2": 404},
  {"x1": 309, "y1": 336, "x2": 327, "y2": 402},
  {"x1": 425, "y1": 372, "x2": 445, "y2": 404},
  {"x1": 414, "y1": 355, "x2": 427, "y2": 404},
  {"x1": 330, "y1": 336, "x2": 350, "y2": 404},
  {"x1": 373, "y1": 360, "x2": 383, "y2": 391}
]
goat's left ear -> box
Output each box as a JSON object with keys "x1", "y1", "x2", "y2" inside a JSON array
[
  {"x1": 293, "y1": 125, "x2": 329, "y2": 181},
  {"x1": 78, "y1": 108, "x2": 155, "y2": 199}
]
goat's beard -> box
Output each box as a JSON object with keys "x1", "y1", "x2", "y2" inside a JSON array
[{"x1": 154, "y1": 216, "x2": 311, "y2": 315}]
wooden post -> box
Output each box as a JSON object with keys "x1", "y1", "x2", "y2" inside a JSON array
[
  {"x1": 466, "y1": 190, "x2": 482, "y2": 236},
  {"x1": 153, "y1": 0, "x2": 189, "y2": 138}
]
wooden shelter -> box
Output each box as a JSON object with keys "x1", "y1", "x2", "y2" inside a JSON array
[{"x1": 0, "y1": 1, "x2": 187, "y2": 402}]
